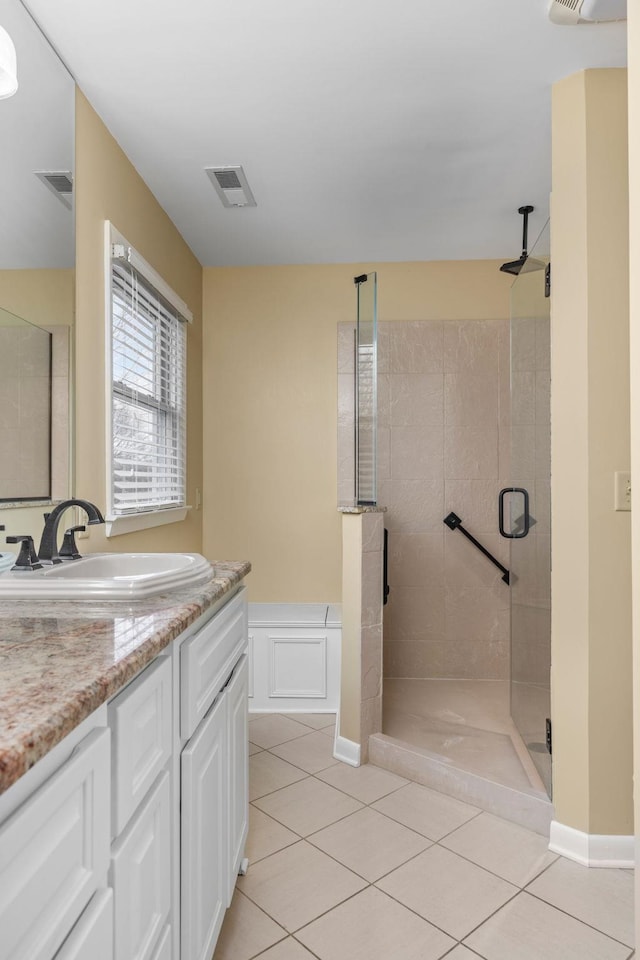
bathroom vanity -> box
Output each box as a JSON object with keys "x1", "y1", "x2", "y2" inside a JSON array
[{"x1": 0, "y1": 561, "x2": 250, "y2": 960}]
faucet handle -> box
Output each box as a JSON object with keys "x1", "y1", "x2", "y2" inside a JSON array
[
  {"x1": 59, "y1": 525, "x2": 86, "y2": 561},
  {"x1": 6, "y1": 535, "x2": 42, "y2": 571}
]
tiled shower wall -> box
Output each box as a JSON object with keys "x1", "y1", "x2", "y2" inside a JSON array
[
  {"x1": 338, "y1": 319, "x2": 511, "y2": 681},
  {"x1": 0, "y1": 325, "x2": 51, "y2": 500}
]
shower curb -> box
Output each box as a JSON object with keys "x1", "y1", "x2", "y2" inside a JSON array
[{"x1": 368, "y1": 732, "x2": 554, "y2": 837}]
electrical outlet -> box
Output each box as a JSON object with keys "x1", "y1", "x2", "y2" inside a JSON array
[{"x1": 614, "y1": 471, "x2": 631, "y2": 512}]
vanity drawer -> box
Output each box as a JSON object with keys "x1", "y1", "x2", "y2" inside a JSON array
[
  {"x1": 181, "y1": 587, "x2": 247, "y2": 739},
  {"x1": 0, "y1": 727, "x2": 110, "y2": 960},
  {"x1": 109, "y1": 655, "x2": 172, "y2": 836}
]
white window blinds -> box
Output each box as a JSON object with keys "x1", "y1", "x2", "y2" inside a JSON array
[{"x1": 109, "y1": 245, "x2": 187, "y2": 516}]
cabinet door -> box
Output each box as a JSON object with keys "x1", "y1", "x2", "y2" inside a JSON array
[
  {"x1": 181, "y1": 694, "x2": 227, "y2": 960},
  {"x1": 226, "y1": 654, "x2": 249, "y2": 905},
  {"x1": 109, "y1": 655, "x2": 172, "y2": 837},
  {"x1": 54, "y1": 889, "x2": 113, "y2": 960},
  {"x1": 111, "y1": 771, "x2": 171, "y2": 960},
  {"x1": 149, "y1": 925, "x2": 171, "y2": 960},
  {"x1": 0, "y1": 727, "x2": 110, "y2": 960}
]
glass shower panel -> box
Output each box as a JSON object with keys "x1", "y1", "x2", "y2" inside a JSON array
[
  {"x1": 509, "y1": 221, "x2": 551, "y2": 796},
  {"x1": 355, "y1": 272, "x2": 377, "y2": 505}
]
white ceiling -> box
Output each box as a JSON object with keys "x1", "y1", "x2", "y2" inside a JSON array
[
  {"x1": 22, "y1": 0, "x2": 627, "y2": 267},
  {"x1": 0, "y1": 0, "x2": 74, "y2": 269}
]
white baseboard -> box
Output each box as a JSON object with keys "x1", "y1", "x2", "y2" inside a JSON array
[
  {"x1": 549, "y1": 820, "x2": 634, "y2": 868},
  {"x1": 333, "y1": 735, "x2": 361, "y2": 767}
]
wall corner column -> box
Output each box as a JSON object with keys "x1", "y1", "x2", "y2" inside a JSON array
[
  {"x1": 551, "y1": 67, "x2": 632, "y2": 847},
  {"x1": 338, "y1": 508, "x2": 384, "y2": 765}
]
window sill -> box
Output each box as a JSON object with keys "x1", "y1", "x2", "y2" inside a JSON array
[{"x1": 105, "y1": 506, "x2": 191, "y2": 538}]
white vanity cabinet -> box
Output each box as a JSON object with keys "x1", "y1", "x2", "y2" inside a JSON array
[
  {"x1": 108, "y1": 654, "x2": 173, "y2": 960},
  {"x1": 226, "y1": 654, "x2": 249, "y2": 903},
  {"x1": 55, "y1": 889, "x2": 114, "y2": 960},
  {"x1": 0, "y1": 726, "x2": 111, "y2": 960},
  {"x1": 179, "y1": 589, "x2": 249, "y2": 960},
  {"x1": 109, "y1": 584, "x2": 248, "y2": 960},
  {"x1": 181, "y1": 694, "x2": 227, "y2": 960},
  {"x1": 0, "y1": 580, "x2": 249, "y2": 960}
]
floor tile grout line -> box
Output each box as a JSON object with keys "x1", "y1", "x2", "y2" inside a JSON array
[
  {"x1": 249, "y1": 804, "x2": 367, "y2": 843},
  {"x1": 248, "y1": 798, "x2": 304, "y2": 829},
  {"x1": 305, "y1": 827, "x2": 434, "y2": 886},
  {"x1": 521, "y1": 888, "x2": 636, "y2": 950},
  {"x1": 242, "y1": 714, "x2": 634, "y2": 959},
  {"x1": 244, "y1": 805, "x2": 633, "y2": 956},
  {"x1": 304, "y1": 801, "x2": 434, "y2": 847},
  {"x1": 250, "y1": 797, "x2": 443, "y2": 884},
  {"x1": 251, "y1": 759, "x2": 484, "y2": 845},
  {"x1": 229, "y1": 890, "x2": 290, "y2": 956},
  {"x1": 311, "y1": 769, "x2": 412, "y2": 806},
  {"x1": 459, "y1": 888, "x2": 636, "y2": 955},
  {"x1": 367, "y1": 879, "x2": 480, "y2": 946},
  {"x1": 249, "y1": 712, "x2": 336, "y2": 729},
  {"x1": 240, "y1": 837, "x2": 466, "y2": 947},
  {"x1": 431, "y1": 835, "x2": 557, "y2": 891},
  {"x1": 249, "y1": 772, "x2": 312, "y2": 804},
  {"x1": 249, "y1": 729, "x2": 325, "y2": 750},
  {"x1": 258, "y1": 744, "x2": 341, "y2": 777},
  {"x1": 289, "y1": 932, "x2": 327, "y2": 960},
  {"x1": 238, "y1": 874, "x2": 371, "y2": 942},
  {"x1": 309, "y1": 777, "x2": 413, "y2": 808},
  {"x1": 358, "y1": 799, "x2": 478, "y2": 845},
  {"x1": 428, "y1": 807, "x2": 485, "y2": 842},
  {"x1": 441, "y1": 943, "x2": 486, "y2": 960},
  {"x1": 454, "y1": 885, "x2": 523, "y2": 945}
]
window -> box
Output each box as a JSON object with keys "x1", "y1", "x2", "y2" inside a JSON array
[{"x1": 105, "y1": 223, "x2": 191, "y2": 536}]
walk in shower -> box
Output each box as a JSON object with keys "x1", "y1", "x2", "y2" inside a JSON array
[{"x1": 337, "y1": 224, "x2": 552, "y2": 822}]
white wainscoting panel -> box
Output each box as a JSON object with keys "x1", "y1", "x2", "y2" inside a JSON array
[
  {"x1": 269, "y1": 635, "x2": 327, "y2": 699},
  {"x1": 248, "y1": 604, "x2": 341, "y2": 713}
]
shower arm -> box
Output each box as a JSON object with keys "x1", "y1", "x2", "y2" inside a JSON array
[
  {"x1": 443, "y1": 512, "x2": 510, "y2": 585},
  {"x1": 519, "y1": 204, "x2": 533, "y2": 258}
]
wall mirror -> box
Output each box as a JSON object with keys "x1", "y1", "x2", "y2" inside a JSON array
[{"x1": 0, "y1": 0, "x2": 74, "y2": 504}]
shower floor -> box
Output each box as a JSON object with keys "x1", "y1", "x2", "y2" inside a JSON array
[{"x1": 382, "y1": 678, "x2": 547, "y2": 796}]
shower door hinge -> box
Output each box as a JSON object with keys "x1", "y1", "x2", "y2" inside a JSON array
[
  {"x1": 545, "y1": 717, "x2": 553, "y2": 754},
  {"x1": 545, "y1": 262, "x2": 551, "y2": 298}
]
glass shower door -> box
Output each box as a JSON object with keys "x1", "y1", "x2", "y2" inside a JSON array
[{"x1": 507, "y1": 222, "x2": 552, "y2": 796}]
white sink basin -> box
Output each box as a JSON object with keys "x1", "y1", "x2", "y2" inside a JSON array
[{"x1": 0, "y1": 552, "x2": 214, "y2": 600}]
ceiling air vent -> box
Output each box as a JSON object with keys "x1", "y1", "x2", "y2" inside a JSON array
[
  {"x1": 35, "y1": 170, "x2": 73, "y2": 209},
  {"x1": 549, "y1": 0, "x2": 626, "y2": 23},
  {"x1": 205, "y1": 166, "x2": 256, "y2": 208}
]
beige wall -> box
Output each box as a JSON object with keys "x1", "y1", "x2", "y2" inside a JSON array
[
  {"x1": 0, "y1": 269, "x2": 74, "y2": 328},
  {"x1": 551, "y1": 69, "x2": 632, "y2": 835},
  {"x1": 202, "y1": 262, "x2": 510, "y2": 602},
  {"x1": 627, "y1": 0, "x2": 640, "y2": 905},
  {"x1": 73, "y1": 90, "x2": 203, "y2": 554}
]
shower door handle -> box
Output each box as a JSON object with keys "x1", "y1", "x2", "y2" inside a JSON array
[{"x1": 499, "y1": 487, "x2": 530, "y2": 539}]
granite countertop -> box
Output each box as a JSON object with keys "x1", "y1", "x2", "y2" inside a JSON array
[{"x1": 0, "y1": 560, "x2": 251, "y2": 795}]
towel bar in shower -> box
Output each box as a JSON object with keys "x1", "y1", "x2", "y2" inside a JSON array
[{"x1": 443, "y1": 512, "x2": 510, "y2": 585}]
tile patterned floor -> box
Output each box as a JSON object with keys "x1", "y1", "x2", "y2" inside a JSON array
[{"x1": 213, "y1": 713, "x2": 635, "y2": 960}]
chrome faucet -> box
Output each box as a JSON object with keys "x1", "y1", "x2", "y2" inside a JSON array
[{"x1": 38, "y1": 499, "x2": 105, "y2": 564}]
